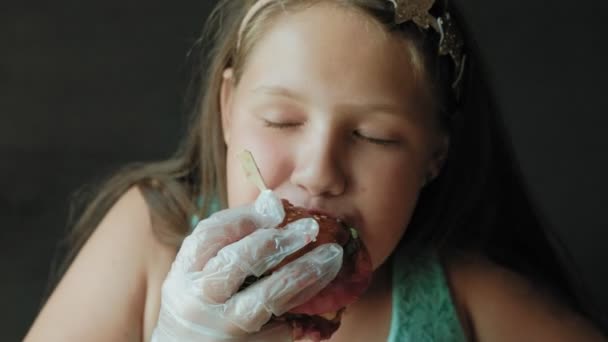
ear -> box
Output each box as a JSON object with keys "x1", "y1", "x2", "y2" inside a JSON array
[
  {"x1": 425, "y1": 134, "x2": 450, "y2": 185},
  {"x1": 220, "y1": 68, "x2": 235, "y2": 145}
]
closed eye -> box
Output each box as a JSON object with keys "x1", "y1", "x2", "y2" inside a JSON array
[
  {"x1": 353, "y1": 130, "x2": 400, "y2": 146},
  {"x1": 263, "y1": 119, "x2": 301, "y2": 129}
]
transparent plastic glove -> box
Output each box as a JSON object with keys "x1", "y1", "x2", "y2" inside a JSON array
[{"x1": 151, "y1": 190, "x2": 344, "y2": 342}]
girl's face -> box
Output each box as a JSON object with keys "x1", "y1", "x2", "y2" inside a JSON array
[{"x1": 221, "y1": 3, "x2": 446, "y2": 269}]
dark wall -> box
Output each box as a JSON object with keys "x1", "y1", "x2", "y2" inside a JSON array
[
  {"x1": 460, "y1": 0, "x2": 608, "y2": 327},
  {"x1": 1, "y1": 1, "x2": 607, "y2": 340},
  {"x1": 1, "y1": 2, "x2": 212, "y2": 340}
]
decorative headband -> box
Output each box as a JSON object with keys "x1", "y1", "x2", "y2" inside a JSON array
[
  {"x1": 238, "y1": 0, "x2": 466, "y2": 100},
  {"x1": 388, "y1": 0, "x2": 466, "y2": 99}
]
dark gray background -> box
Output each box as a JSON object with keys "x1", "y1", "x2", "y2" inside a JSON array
[{"x1": 1, "y1": 1, "x2": 607, "y2": 340}]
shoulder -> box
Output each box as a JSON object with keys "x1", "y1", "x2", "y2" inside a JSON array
[
  {"x1": 444, "y1": 252, "x2": 606, "y2": 341},
  {"x1": 26, "y1": 187, "x2": 177, "y2": 341},
  {"x1": 92, "y1": 186, "x2": 179, "y2": 339},
  {"x1": 100, "y1": 186, "x2": 178, "y2": 274},
  {"x1": 91, "y1": 186, "x2": 178, "y2": 275}
]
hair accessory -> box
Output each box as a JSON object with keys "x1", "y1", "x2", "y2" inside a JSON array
[
  {"x1": 389, "y1": 0, "x2": 466, "y2": 97},
  {"x1": 238, "y1": 0, "x2": 466, "y2": 100},
  {"x1": 391, "y1": 0, "x2": 435, "y2": 28}
]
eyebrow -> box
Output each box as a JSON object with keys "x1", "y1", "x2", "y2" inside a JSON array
[
  {"x1": 252, "y1": 85, "x2": 307, "y2": 103},
  {"x1": 252, "y1": 85, "x2": 408, "y2": 118}
]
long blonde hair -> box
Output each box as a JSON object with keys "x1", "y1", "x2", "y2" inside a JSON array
[{"x1": 54, "y1": 0, "x2": 432, "y2": 280}]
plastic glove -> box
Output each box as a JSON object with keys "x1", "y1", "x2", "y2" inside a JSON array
[{"x1": 151, "y1": 190, "x2": 344, "y2": 342}]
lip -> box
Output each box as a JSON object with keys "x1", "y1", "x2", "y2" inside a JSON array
[
  {"x1": 307, "y1": 208, "x2": 338, "y2": 219},
  {"x1": 275, "y1": 192, "x2": 362, "y2": 230},
  {"x1": 306, "y1": 207, "x2": 360, "y2": 230}
]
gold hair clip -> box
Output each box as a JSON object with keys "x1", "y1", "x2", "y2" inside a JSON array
[
  {"x1": 389, "y1": 0, "x2": 466, "y2": 98},
  {"x1": 390, "y1": 0, "x2": 436, "y2": 28}
]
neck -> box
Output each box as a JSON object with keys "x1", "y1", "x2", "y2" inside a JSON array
[{"x1": 361, "y1": 259, "x2": 393, "y2": 300}]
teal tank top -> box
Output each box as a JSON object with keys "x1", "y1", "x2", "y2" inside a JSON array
[
  {"x1": 191, "y1": 201, "x2": 466, "y2": 341},
  {"x1": 388, "y1": 246, "x2": 467, "y2": 341}
]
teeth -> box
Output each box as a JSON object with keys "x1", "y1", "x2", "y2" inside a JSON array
[{"x1": 319, "y1": 311, "x2": 338, "y2": 320}]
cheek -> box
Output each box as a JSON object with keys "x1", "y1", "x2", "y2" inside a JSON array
[
  {"x1": 355, "y1": 154, "x2": 423, "y2": 269},
  {"x1": 225, "y1": 116, "x2": 293, "y2": 207},
  {"x1": 225, "y1": 150, "x2": 259, "y2": 208}
]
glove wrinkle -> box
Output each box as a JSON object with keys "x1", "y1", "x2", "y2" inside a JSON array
[{"x1": 152, "y1": 190, "x2": 343, "y2": 342}]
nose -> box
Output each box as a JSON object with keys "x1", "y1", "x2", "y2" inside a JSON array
[{"x1": 290, "y1": 130, "x2": 346, "y2": 197}]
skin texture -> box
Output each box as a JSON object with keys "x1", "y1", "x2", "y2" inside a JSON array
[
  {"x1": 446, "y1": 253, "x2": 607, "y2": 342},
  {"x1": 25, "y1": 3, "x2": 606, "y2": 342},
  {"x1": 25, "y1": 188, "x2": 172, "y2": 342},
  {"x1": 221, "y1": 3, "x2": 446, "y2": 272}
]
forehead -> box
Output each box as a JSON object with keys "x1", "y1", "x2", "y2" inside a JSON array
[{"x1": 237, "y1": 2, "x2": 430, "y2": 116}]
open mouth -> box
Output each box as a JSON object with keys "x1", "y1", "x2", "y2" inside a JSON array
[{"x1": 305, "y1": 208, "x2": 359, "y2": 234}]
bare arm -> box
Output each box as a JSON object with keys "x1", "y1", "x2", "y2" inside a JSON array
[
  {"x1": 25, "y1": 187, "x2": 176, "y2": 342},
  {"x1": 447, "y1": 254, "x2": 606, "y2": 342}
]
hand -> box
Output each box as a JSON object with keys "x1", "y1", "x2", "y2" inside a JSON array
[{"x1": 151, "y1": 190, "x2": 344, "y2": 341}]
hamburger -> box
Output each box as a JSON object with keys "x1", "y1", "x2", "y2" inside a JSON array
[{"x1": 243, "y1": 199, "x2": 373, "y2": 341}]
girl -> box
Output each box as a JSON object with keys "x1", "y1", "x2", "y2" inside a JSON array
[{"x1": 26, "y1": 0, "x2": 606, "y2": 341}]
